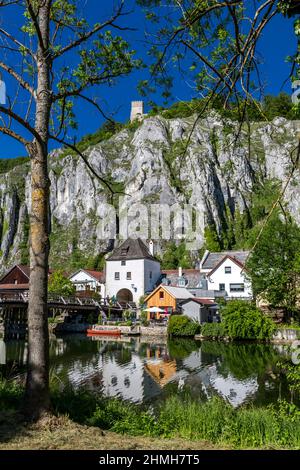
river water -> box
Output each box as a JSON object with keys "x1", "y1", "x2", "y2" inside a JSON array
[{"x1": 0, "y1": 334, "x2": 296, "y2": 407}]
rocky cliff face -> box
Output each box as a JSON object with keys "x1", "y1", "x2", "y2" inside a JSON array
[{"x1": 0, "y1": 112, "x2": 299, "y2": 273}]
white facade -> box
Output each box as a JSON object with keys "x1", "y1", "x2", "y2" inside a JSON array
[
  {"x1": 207, "y1": 257, "x2": 252, "y2": 299},
  {"x1": 69, "y1": 270, "x2": 105, "y2": 298},
  {"x1": 105, "y1": 258, "x2": 160, "y2": 303}
]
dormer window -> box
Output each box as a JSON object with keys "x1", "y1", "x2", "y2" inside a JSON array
[
  {"x1": 121, "y1": 247, "x2": 128, "y2": 256},
  {"x1": 178, "y1": 276, "x2": 186, "y2": 287}
]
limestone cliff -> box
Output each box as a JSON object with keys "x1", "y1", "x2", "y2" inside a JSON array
[{"x1": 0, "y1": 112, "x2": 299, "y2": 273}]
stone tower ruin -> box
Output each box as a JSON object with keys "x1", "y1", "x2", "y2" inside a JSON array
[{"x1": 130, "y1": 101, "x2": 145, "y2": 122}]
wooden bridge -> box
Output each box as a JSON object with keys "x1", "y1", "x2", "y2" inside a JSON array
[{"x1": 0, "y1": 293, "x2": 137, "y2": 339}]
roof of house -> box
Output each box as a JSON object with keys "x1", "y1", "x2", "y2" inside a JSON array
[
  {"x1": 161, "y1": 269, "x2": 204, "y2": 288},
  {"x1": 207, "y1": 254, "x2": 247, "y2": 277},
  {"x1": 163, "y1": 286, "x2": 194, "y2": 299},
  {"x1": 106, "y1": 238, "x2": 158, "y2": 262},
  {"x1": 0, "y1": 264, "x2": 30, "y2": 283},
  {"x1": 145, "y1": 284, "x2": 194, "y2": 302},
  {"x1": 201, "y1": 251, "x2": 249, "y2": 270},
  {"x1": 161, "y1": 269, "x2": 199, "y2": 274},
  {"x1": 69, "y1": 269, "x2": 105, "y2": 282},
  {"x1": 181, "y1": 297, "x2": 216, "y2": 306},
  {"x1": 0, "y1": 283, "x2": 29, "y2": 290}
]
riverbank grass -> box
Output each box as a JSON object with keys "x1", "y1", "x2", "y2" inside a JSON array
[{"x1": 1, "y1": 380, "x2": 299, "y2": 449}]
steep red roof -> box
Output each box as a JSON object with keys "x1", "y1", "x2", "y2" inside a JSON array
[
  {"x1": 84, "y1": 270, "x2": 104, "y2": 282},
  {"x1": 69, "y1": 269, "x2": 104, "y2": 282}
]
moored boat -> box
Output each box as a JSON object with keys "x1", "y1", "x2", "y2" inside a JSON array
[{"x1": 86, "y1": 325, "x2": 121, "y2": 336}]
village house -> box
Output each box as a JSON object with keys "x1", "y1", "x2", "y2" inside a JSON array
[
  {"x1": 160, "y1": 267, "x2": 226, "y2": 301},
  {"x1": 0, "y1": 265, "x2": 55, "y2": 298},
  {"x1": 200, "y1": 250, "x2": 252, "y2": 300},
  {"x1": 69, "y1": 269, "x2": 105, "y2": 298},
  {"x1": 144, "y1": 285, "x2": 194, "y2": 321},
  {"x1": 105, "y1": 238, "x2": 161, "y2": 304},
  {"x1": 180, "y1": 298, "x2": 218, "y2": 323}
]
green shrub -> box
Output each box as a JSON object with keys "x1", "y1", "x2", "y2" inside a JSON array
[
  {"x1": 221, "y1": 300, "x2": 276, "y2": 340},
  {"x1": 140, "y1": 311, "x2": 149, "y2": 326},
  {"x1": 201, "y1": 322, "x2": 226, "y2": 339},
  {"x1": 168, "y1": 315, "x2": 200, "y2": 337}
]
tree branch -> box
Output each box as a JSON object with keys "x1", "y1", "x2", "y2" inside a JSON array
[
  {"x1": 0, "y1": 104, "x2": 41, "y2": 142},
  {"x1": 25, "y1": 0, "x2": 46, "y2": 52},
  {"x1": 0, "y1": 27, "x2": 35, "y2": 58},
  {"x1": 0, "y1": 125, "x2": 30, "y2": 146},
  {"x1": 52, "y1": 1, "x2": 130, "y2": 59},
  {"x1": 0, "y1": 61, "x2": 36, "y2": 98}
]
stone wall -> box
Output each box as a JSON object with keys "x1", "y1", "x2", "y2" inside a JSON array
[{"x1": 272, "y1": 328, "x2": 300, "y2": 343}]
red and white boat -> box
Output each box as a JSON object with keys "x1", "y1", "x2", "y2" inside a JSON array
[{"x1": 86, "y1": 325, "x2": 121, "y2": 336}]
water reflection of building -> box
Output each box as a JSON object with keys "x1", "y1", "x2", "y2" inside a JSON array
[
  {"x1": 144, "y1": 346, "x2": 177, "y2": 387},
  {"x1": 99, "y1": 353, "x2": 145, "y2": 402}
]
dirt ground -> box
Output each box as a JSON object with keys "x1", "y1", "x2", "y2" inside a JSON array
[{"x1": 0, "y1": 412, "x2": 226, "y2": 450}]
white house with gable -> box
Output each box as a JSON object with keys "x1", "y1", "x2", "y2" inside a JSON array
[
  {"x1": 200, "y1": 251, "x2": 252, "y2": 300},
  {"x1": 69, "y1": 269, "x2": 105, "y2": 298},
  {"x1": 105, "y1": 238, "x2": 161, "y2": 304}
]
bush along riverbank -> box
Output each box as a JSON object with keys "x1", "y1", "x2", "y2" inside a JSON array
[
  {"x1": 169, "y1": 301, "x2": 277, "y2": 341},
  {"x1": 0, "y1": 379, "x2": 299, "y2": 449}
]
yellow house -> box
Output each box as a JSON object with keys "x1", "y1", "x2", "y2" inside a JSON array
[{"x1": 144, "y1": 284, "x2": 193, "y2": 321}]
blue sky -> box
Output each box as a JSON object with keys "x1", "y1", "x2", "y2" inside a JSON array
[{"x1": 0, "y1": 1, "x2": 297, "y2": 159}]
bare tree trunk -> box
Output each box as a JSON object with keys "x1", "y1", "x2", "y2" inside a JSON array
[{"x1": 24, "y1": 4, "x2": 52, "y2": 420}]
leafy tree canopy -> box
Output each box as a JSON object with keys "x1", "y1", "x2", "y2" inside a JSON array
[{"x1": 48, "y1": 270, "x2": 75, "y2": 297}]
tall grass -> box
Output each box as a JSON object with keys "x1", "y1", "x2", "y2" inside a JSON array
[
  {"x1": 52, "y1": 388, "x2": 300, "y2": 449},
  {"x1": 1, "y1": 379, "x2": 300, "y2": 449}
]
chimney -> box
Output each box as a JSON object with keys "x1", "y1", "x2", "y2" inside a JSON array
[
  {"x1": 178, "y1": 266, "x2": 182, "y2": 278},
  {"x1": 200, "y1": 250, "x2": 210, "y2": 271},
  {"x1": 149, "y1": 239, "x2": 154, "y2": 256},
  {"x1": 130, "y1": 101, "x2": 144, "y2": 122}
]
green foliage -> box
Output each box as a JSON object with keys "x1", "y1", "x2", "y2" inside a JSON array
[
  {"x1": 278, "y1": 359, "x2": 300, "y2": 394},
  {"x1": 140, "y1": 310, "x2": 149, "y2": 326},
  {"x1": 203, "y1": 225, "x2": 222, "y2": 251},
  {"x1": 246, "y1": 209, "x2": 300, "y2": 312},
  {"x1": 221, "y1": 300, "x2": 276, "y2": 340},
  {"x1": 202, "y1": 179, "x2": 282, "y2": 253},
  {"x1": 48, "y1": 270, "x2": 75, "y2": 296},
  {"x1": 168, "y1": 315, "x2": 200, "y2": 337},
  {"x1": 159, "y1": 241, "x2": 192, "y2": 269},
  {"x1": 201, "y1": 341, "x2": 281, "y2": 380},
  {"x1": 201, "y1": 322, "x2": 226, "y2": 339},
  {"x1": 150, "y1": 93, "x2": 300, "y2": 122},
  {"x1": 0, "y1": 157, "x2": 29, "y2": 174},
  {"x1": 19, "y1": 211, "x2": 30, "y2": 265},
  {"x1": 167, "y1": 337, "x2": 200, "y2": 359}
]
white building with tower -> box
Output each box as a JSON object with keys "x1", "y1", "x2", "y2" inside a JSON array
[{"x1": 105, "y1": 238, "x2": 161, "y2": 304}]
